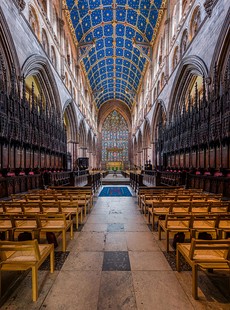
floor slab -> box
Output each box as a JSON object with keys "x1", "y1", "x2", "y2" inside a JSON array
[
  {"x1": 129, "y1": 251, "x2": 172, "y2": 271},
  {"x1": 62, "y1": 251, "x2": 104, "y2": 271},
  {"x1": 132, "y1": 270, "x2": 194, "y2": 310},
  {"x1": 98, "y1": 271, "x2": 137, "y2": 310},
  {"x1": 42, "y1": 270, "x2": 101, "y2": 310}
]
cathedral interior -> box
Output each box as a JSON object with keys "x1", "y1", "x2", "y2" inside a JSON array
[{"x1": 0, "y1": 0, "x2": 229, "y2": 309}]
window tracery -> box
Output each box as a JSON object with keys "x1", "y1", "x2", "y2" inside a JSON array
[
  {"x1": 29, "y1": 6, "x2": 40, "y2": 40},
  {"x1": 101, "y1": 110, "x2": 129, "y2": 162},
  {"x1": 190, "y1": 7, "x2": 201, "y2": 39},
  {"x1": 180, "y1": 29, "x2": 188, "y2": 57}
]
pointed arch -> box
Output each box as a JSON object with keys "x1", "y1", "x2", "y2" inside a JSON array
[
  {"x1": 21, "y1": 54, "x2": 62, "y2": 114},
  {"x1": 168, "y1": 55, "x2": 208, "y2": 121},
  {"x1": 79, "y1": 120, "x2": 87, "y2": 148}
]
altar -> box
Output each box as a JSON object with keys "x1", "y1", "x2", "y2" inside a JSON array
[{"x1": 106, "y1": 161, "x2": 123, "y2": 171}]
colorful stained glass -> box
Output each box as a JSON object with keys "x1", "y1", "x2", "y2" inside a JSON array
[{"x1": 101, "y1": 110, "x2": 129, "y2": 162}]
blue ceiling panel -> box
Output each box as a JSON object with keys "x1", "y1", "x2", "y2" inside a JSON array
[{"x1": 66, "y1": 0, "x2": 164, "y2": 108}]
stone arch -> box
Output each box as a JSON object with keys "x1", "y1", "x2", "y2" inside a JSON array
[
  {"x1": 168, "y1": 55, "x2": 208, "y2": 121},
  {"x1": 151, "y1": 100, "x2": 167, "y2": 168},
  {"x1": 98, "y1": 100, "x2": 131, "y2": 133},
  {"x1": 63, "y1": 100, "x2": 78, "y2": 143},
  {"x1": 21, "y1": 54, "x2": 62, "y2": 114},
  {"x1": 79, "y1": 120, "x2": 87, "y2": 149}
]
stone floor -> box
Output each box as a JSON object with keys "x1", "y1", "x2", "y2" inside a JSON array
[{"x1": 1, "y1": 185, "x2": 230, "y2": 310}]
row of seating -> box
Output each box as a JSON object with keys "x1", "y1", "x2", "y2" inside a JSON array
[
  {"x1": 0, "y1": 186, "x2": 95, "y2": 302},
  {"x1": 147, "y1": 201, "x2": 230, "y2": 230},
  {"x1": 140, "y1": 193, "x2": 222, "y2": 214},
  {"x1": 138, "y1": 187, "x2": 230, "y2": 300},
  {"x1": 0, "y1": 200, "x2": 83, "y2": 230},
  {"x1": 158, "y1": 213, "x2": 230, "y2": 252},
  {"x1": 0, "y1": 213, "x2": 74, "y2": 252},
  {"x1": 10, "y1": 192, "x2": 91, "y2": 217}
]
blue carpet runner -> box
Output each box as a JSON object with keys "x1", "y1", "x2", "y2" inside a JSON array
[{"x1": 99, "y1": 187, "x2": 132, "y2": 197}]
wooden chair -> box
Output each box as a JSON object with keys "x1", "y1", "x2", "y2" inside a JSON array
[
  {"x1": 176, "y1": 239, "x2": 230, "y2": 299},
  {"x1": 25, "y1": 195, "x2": 41, "y2": 202},
  {"x1": 189, "y1": 202, "x2": 210, "y2": 214},
  {"x1": 3, "y1": 202, "x2": 23, "y2": 214},
  {"x1": 148, "y1": 201, "x2": 172, "y2": 231},
  {"x1": 40, "y1": 201, "x2": 61, "y2": 214},
  {"x1": 0, "y1": 240, "x2": 54, "y2": 301},
  {"x1": 59, "y1": 201, "x2": 83, "y2": 229},
  {"x1": 22, "y1": 202, "x2": 41, "y2": 214},
  {"x1": 11, "y1": 214, "x2": 41, "y2": 241},
  {"x1": 170, "y1": 202, "x2": 191, "y2": 214},
  {"x1": 190, "y1": 214, "x2": 218, "y2": 239},
  {"x1": 158, "y1": 214, "x2": 192, "y2": 252},
  {"x1": 39, "y1": 214, "x2": 73, "y2": 252},
  {"x1": 209, "y1": 202, "x2": 229, "y2": 214},
  {"x1": 0, "y1": 214, "x2": 13, "y2": 240},
  {"x1": 217, "y1": 214, "x2": 230, "y2": 238}
]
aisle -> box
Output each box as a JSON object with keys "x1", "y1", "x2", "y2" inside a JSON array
[{"x1": 3, "y1": 187, "x2": 229, "y2": 310}]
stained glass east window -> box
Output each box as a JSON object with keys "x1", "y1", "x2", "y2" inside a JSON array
[{"x1": 101, "y1": 111, "x2": 129, "y2": 162}]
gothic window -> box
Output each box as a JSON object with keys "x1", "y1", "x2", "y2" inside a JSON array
[
  {"x1": 41, "y1": 29, "x2": 49, "y2": 55},
  {"x1": 172, "y1": 46, "x2": 179, "y2": 70},
  {"x1": 180, "y1": 29, "x2": 188, "y2": 57},
  {"x1": 190, "y1": 7, "x2": 201, "y2": 39},
  {"x1": 29, "y1": 6, "x2": 40, "y2": 39},
  {"x1": 101, "y1": 110, "x2": 129, "y2": 163},
  {"x1": 51, "y1": 46, "x2": 57, "y2": 69}
]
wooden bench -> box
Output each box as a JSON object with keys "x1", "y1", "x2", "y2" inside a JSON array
[
  {"x1": 176, "y1": 239, "x2": 230, "y2": 299},
  {"x1": 0, "y1": 240, "x2": 54, "y2": 301}
]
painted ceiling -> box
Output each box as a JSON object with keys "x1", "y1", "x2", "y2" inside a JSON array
[{"x1": 65, "y1": 0, "x2": 165, "y2": 109}]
